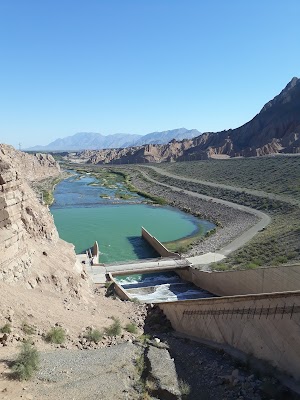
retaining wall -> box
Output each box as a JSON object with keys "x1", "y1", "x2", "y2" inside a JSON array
[
  {"x1": 159, "y1": 291, "x2": 300, "y2": 381},
  {"x1": 177, "y1": 264, "x2": 300, "y2": 296},
  {"x1": 92, "y1": 240, "x2": 99, "y2": 259},
  {"x1": 141, "y1": 227, "x2": 179, "y2": 258}
]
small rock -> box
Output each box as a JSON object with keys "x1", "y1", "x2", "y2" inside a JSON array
[
  {"x1": 232, "y1": 369, "x2": 239, "y2": 379},
  {"x1": 233, "y1": 378, "x2": 239, "y2": 386}
]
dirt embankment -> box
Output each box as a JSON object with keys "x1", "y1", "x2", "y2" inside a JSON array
[{"x1": 123, "y1": 168, "x2": 259, "y2": 256}]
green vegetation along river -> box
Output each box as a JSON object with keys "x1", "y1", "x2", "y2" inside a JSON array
[{"x1": 51, "y1": 171, "x2": 215, "y2": 263}]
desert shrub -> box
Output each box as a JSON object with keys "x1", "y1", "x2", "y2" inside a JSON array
[
  {"x1": 247, "y1": 262, "x2": 259, "y2": 269},
  {"x1": 104, "y1": 317, "x2": 121, "y2": 337},
  {"x1": 0, "y1": 323, "x2": 11, "y2": 334},
  {"x1": 272, "y1": 255, "x2": 288, "y2": 265},
  {"x1": 212, "y1": 263, "x2": 229, "y2": 271},
  {"x1": 179, "y1": 379, "x2": 191, "y2": 397},
  {"x1": 22, "y1": 322, "x2": 35, "y2": 335},
  {"x1": 176, "y1": 245, "x2": 189, "y2": 254},
  {"x1": 12, "y1": 341, "x2": 39, "y2": 381},
  {"x1": 145, "y1": 379, "x2": 157, "y2": 392},
  {"x1": 129, "y1": 297, "x2": 141, "y2": 304},
  {"x1": 84, "y1": 328, "x2": 103, "y2": 343},
  {"x1": 135, "y1": 353, "x2": 145, "y2": 375},
  {"x1": 125, "y1": 322, "x2": 138, "y2": 334},
  {"x1": 45, "y1": 327, "x2": 66, "y2": 344},
  {"x1": 138, "y1": 334, "x2": 151, "y2": 344}
]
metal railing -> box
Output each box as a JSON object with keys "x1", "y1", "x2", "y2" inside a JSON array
[
  {"x1": 103, "y1": 256, "x2": 187, "y2": 267},
  {"x1": 183, "y1": 303, "x2": 299, "y2": 320}
]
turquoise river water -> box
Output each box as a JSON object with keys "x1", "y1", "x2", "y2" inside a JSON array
[{"x1": 51, "y1": 172, "x2": 215, "y2": 263}]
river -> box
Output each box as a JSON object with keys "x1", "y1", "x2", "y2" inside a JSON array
[{"x1": 51, "y1": 171, "x2": 215, "y2": 263}]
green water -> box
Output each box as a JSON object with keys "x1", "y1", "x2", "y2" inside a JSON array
[{"x1": 51, "y1": 172, "x2": 215, "y2": 263}]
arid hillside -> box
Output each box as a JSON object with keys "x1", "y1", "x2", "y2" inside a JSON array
[{"x1": 75, "y1": 77, "x2": 300, "y2": 165}]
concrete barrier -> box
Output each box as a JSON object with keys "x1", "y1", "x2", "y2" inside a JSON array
[
  {"x1": 177, "y1": 264, "x2": 300, "y2": 296},
  {"x1": 108, "y1": 273, "x2": 131, "y2": 301},
  {"x1": 142, "y1": 227, "x2": 179, "y2": 258},
  {"x1": 159, "y1": 291, "x2": 300, "y2": 381},
  {"x1": 92, "y1": 241, "x2": 99, "y2": 259}
]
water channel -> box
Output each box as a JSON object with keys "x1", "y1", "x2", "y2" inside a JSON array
[{"x1": 115, "y1": 272, "x2": 215, "y2": 303}]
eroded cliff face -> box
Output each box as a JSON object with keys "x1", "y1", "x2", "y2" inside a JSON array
[
  {"x1": 76, "y1": 77, "x2": 300, "y2": 164},
  {"x1": 78, "y1": 138, "x2": 208, "y2": 165},
  {"x1": 0, "y1": 144, "x2": 91, "y2": 298}
]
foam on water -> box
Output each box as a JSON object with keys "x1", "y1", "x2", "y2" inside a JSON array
[
  {"x1": 117, "y1": 272, "x2": 216, "y2": 303},
  {"x1": 115, "y1": 272, "x2": 181, "y2": 288}
]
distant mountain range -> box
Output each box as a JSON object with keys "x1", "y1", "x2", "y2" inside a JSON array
[
  {"x1": 27, "y1": 128, "x2": 201, "y2": 151},
  {"x1": 77, "y1": 77, "x2": 300, "y2": 164}
]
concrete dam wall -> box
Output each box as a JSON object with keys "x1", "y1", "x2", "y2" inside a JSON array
[
  {"x1": 159, "y1": 290, "x2": 300, "y2": 381},
  {"x1": 177, "y1": 264, "x2": 300, "y2": 296},
  {"x1": 141, "y1": 227, "x2": 179, "y2": 258}
]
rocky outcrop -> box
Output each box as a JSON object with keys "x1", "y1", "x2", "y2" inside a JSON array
[
  {"x1": 78, "y1": 138, "x2": 208, "y2": 165},
  {"x1": 1, "y1": 146, "x2": 60, "y2": 183},
  {"x1": 77, "y1": 77, "x2": 300, "y2": 164},
  {"x1": 0, "y1": 144, "x2": 90, "y2": 298},
  {"x1": 145, "y1": 344, "x2": 182, "y2": 400}
]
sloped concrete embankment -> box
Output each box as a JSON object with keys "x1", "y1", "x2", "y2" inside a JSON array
[
  {"x1": 159, "y1": 290, "x2": 300, "y2": 381},
  {"x1": 177, "y1": 263, "x2": 300, "y2": 296}
]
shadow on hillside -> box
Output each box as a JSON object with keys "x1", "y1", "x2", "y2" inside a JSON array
[{"x1": 142, "y1": 305, "x2": 300, "y2": 400}]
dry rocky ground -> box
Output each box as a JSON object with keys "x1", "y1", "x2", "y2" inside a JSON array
[{"x1": 2, "y1": 305, "x2": 298, "y2": 400}]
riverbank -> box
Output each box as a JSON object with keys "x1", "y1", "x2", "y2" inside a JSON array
[
  {"x1": 114, "y1": 167, "x2": 260, "y2": 259},
  {"x1": 31, "y1": 171, "x2": 70, "y2": 205}
]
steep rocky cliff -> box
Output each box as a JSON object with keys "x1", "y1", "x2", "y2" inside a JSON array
[
  {"x1": 0, "y1": 144, "x2": 90, "y2": 296},
  {"x1": 78, "y1": 77, "x2": 300, "y2": 164}
]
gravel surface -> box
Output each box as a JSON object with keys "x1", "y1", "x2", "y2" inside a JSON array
[{"x1": 31, "y1": 343, "x2": 142, "y2": 400}]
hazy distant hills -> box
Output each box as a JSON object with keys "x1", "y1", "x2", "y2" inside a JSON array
[
  {"x1": 79, "y1": 77, "x2": 300, "y2": 164},
  {"x1": 27, "y1": 128, "x2": 201, "y2": 151},
  {"x1": 133, "y1": 128, "x2": 201, "y2": 146}
]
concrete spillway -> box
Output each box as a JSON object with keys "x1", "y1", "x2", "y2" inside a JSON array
[{"x1": 114, "y1": 271, "x2": 216, "y2": 303}]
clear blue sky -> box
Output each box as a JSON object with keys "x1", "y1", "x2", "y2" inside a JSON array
[{"x1": 0, "y1": 0, "x2": 299, "y2": 148}]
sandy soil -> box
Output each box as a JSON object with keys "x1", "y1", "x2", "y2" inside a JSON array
[{"x1": 0, "y1": 282, "x2": 146, "y2": 399}]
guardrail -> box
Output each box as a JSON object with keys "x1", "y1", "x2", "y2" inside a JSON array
[{"x1": 104, "y1": 256, "x2": 180, "y2": 267}]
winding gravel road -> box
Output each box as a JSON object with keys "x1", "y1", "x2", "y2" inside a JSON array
[
  {"x1": 140, "y1": 167, "x2": 271, "y2": 257},
  {"x1": 147, "y1": 165, "x2": 300, "y2": 207}
]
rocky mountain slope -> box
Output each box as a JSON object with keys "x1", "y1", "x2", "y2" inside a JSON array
[
  {"x1": 132, "y1": 128, "x2": 201, "y2": 146},
  {"x1": 0, "y1": 143, "x2": 92, "y2": 296},
  {"x1": 190, "y1": 76, "x2": 300, "y2": 158},
  {"x1": 27, "y1": 128, "x2": 201, "y2": 151},
  {"x1": 78, "y1": 77, "x2": 300, "y2": 164},
  {"x1": 77, "y1": 138, "x2": 207, "y2": 164},
  {"x1": 28, "y1": 132, "x2": 142, "y2": 151},
  {"x1": 0, "y1": 144, "x2": 146, "y2": 354},
  {"x1": 0, "y1": 145, "x2": 84, "y2": 288}
]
